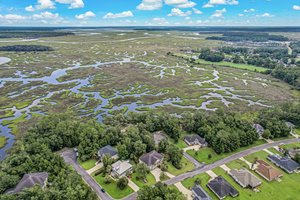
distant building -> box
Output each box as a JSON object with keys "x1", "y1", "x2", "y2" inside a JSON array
[
  {"x1": 153, "y1": 131, "x2": 167, "y2": 145},
  {"x1": 288, "y1": 148, "x2": 300, "y2": 159},
  {"x1": 255, "y1": 160, "x2": 283, "y2": 181},
  {"x1": 184, "y1": 135, "x2": 207, "y2": 146},
  {"x1": 111, "y1": 160, "x2": 132, "y2": 178},
  {"x1": 252, "y1": 124, "x2": 264, "y2": 136},
  {"x1": 192, "y1": 185, "x2": 212, "y2": 200},
  {"x1": 98, "y1": 145, "x2": 118, "y2": 160},
  {"x1": 229, "y1": 168, "x2": 262, "y2": 188},
  {"x1": 267, "y1": 154, "x2": 300, "y2": 174},
  {"x1": 207, "y1": 176, "x2": 239, "y2": 200},
  {"x1": 6, "y1": 172, "x2": 48, "y2": 194},
  {"x1": 139, "y1": 150, "x2": 163, "y2": 170},
  {"x1": 285, "y1": 121, "x2": 296, "y2": 129}
]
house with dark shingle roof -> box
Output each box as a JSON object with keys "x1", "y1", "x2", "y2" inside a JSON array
[
  {"x1": 255, "y1": 160, "x2": 283, "y2": 181},
  {"x1": 184, "y1": 135, "x2": 207, "y2": 146},
  {"x1": 229, "y1": 168, "x2": 262, "y2": 189},
  {"x1": 252, "y1": 124, "x2": 264, "y2": 136},
  {"x1": 268, "y1": 154, "x2": 300, "y2": 174},
  {"x1": 192, "y1": 185, "x2": 212, "y2": 200},
  {"x1": 206, "y1": 176, "x2": 239, "y2": 200},
  {"x1": 139, "y1": 150, "x2": 163, "y2": 170},
  {"x1": 98, "y1": 145, "x2": 118, "y2": 160},
  {"x1": 6, "y1": 172, "x2": 48, "y2": 194}
]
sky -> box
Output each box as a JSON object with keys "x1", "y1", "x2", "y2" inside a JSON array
[{"x1": 0, "y1": 0, "x2": 300, "y2": 26}]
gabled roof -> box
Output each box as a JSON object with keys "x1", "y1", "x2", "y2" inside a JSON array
[
  {"x1": 112, "y1": 160, "x2": 132, "y2": 175},
  {"x1": 139, "y1": 151, "x2": 163, "y2": 167},
  {"x1": 268, "y1": 154, "x2": 300, "y2": 173},
  {"x1": 8, "y1": 172, "x2": 48, "y2": 194},
  {"x1": 207, "y1": 176, "x2": 239, "y2": 199},
  {"x1": 98, "y1": 145, "x2": 118, "y2": 157},
  {"x1": 288, "y1": 148, "x2": 300, "y2": 159},
  {"x1": 184, "y1": 135, "x2": 207, "y2": 145},
  {"x1": 285, "y1": 122, "x2": 296, "y2": 129},
  {"x1": 256, "y1": 160, "x2": 283, "y2": 180},
  {"x1": 192, "y1": 185, "x2": 212, "y2": 200},
  {"x1": 229, "y1": 168, "x2": 261, "y2": 188},
  {"x1": 253, "y1": 124, "x2": 264, "y2": 134}
]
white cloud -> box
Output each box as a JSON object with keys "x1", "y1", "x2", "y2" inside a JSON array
[
  {"x1": 293, "y1": 5, "x2": 300, "y2": 10},
  {"x1": 167, "y1": 8, "x2": 192, "y2": 16},
  {"x1": 152, "y1": 17, "x2": 169, "y2": 25},
  {"x1": 32, "y1": 11, "x2": 59, "y2": 19},
  {"x1": 256, "y1": 13, "x2": 274, "y2": 17},
  {"x1": 238, "y1": 13, "x2": 244, "y2": 17},
  {"x1": 0, "y1": 14, "x2": 27, "y2": 20},
  {"x1": 75, "y1": 11, "x2": 96, "y2": 20},
  {"x1": 244, "y1": 8, "x2": 255, "y2": 13},
  {"x1": 192, "y1": 8, "x2": 202, "y2": 14},
  {"x1": 55, "y1": 0, "x2": 84, "y2": 9},
  {"x1": 36, "y1": 0, "x2": 55, "y2": 10},
  {"x1": 25, "y1": 5, "x2": 35, "y2": 12},
  {"x1": 165, "y1": 0, "x2": 196, "y2": 8},
  {"x1": 203, "y1": 0, "x2": 238, "y2": 8},
  {"x1": 137, "y1": 0, "x2": 162, "y2": 10},
  {"x1": 103, "y1": 11, "x2": 134, "y2": 19},
  {"x1": 211, "y1": 8, "x2": 226, "y2": 18}
]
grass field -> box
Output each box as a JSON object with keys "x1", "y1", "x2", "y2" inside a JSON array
[
  {"x1": 78, "y1": 159, "x2": 97, "y2": 170},
  {"x1": 93, "y1": 175, "x2": 134, "y2": 199},
  {"x1": 167, "y1": 157, "x2": 194, "y2": 176},
  {"x1": 130, "y1": 172, "x2": 156, "y2": 188},
  {"x1": 187, "y1": 140, "x2": 266, "y2": 164},
  {"x1": 0, "y1": 136, "x2": 7, "y2": 149}
]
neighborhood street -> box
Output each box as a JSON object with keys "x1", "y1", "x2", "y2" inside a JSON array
[{"x1": 60, "y1": 150, "x2": 113, "y2": 200}]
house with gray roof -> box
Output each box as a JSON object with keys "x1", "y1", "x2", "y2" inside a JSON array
[
  {"x1": 288, "y1": 148, "x2": 300, "y2": 159},
  {"x1": 192, "y1": 185, "x2": 212, "y2": 200},
  {"x1": 139, "y1": 150, "x2": 163, "y2": 170},
  {"x1": 6, "y1": 172, "x2": 48, "y2": 194},
  {"x1": 207, "y1": 176, "x2": 239, "y2": 200},
  {"x1": 252, "y1": 124, "x2": 264, "y2": 136},
  {"x1": 229, "y1": 168, "x2": 262, "y2": 188},
  {"x1": 111, "y1": 160, "x2": 132, "y2": 178},
  {"x1": 268, "y1": 154, "x2": 300, "y2": 174},
  {"x1": 98, "y1": 145, "x2": 118, "y2": 160},
  {"x1": 184, "y1": 135, "x2": 207, "y2": 146}
]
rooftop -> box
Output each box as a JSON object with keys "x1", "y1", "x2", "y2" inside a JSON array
[
  {"x1": 184, "y1": 135, "x2": 207, "y2": 145},
  {"x1": 207, "y1": 176, "x2": 239, "y2": 199},
  {"x1": 98, "y1": 145, "x2": 118, "y2": 157},
  {"x1": 139, "y1": 150, "x2": 163, "y2": 167},
  {"x1": 229, "y1": 168, "x2": 261, "y2": 188},
  {"x1": 112, "y1": 160, "x2": 132, "y2": 175},
  {"x1": 192, "y1": 184, "x2": 212, "y2": 200},
  {"x1": 256, "y1": 160, "x2": 283, "y2": 180},
  {"x1": 268, "y1": 154, "x2": 300, "y2": 173}
]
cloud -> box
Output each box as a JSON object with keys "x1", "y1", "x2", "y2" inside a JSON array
[
  {"x1": 32, "y1": 11, "x2": 59, "y2": 19},
  {"x1": 25, "y1": 5, "x2": 35, "y2": 12},
  {"x1": 152, "y1": 17, "x2": 169, "y2": 25},
  {"x1": 75, "y1": 11, "x2": 96, "y2": 20},
  {"x1": 36, "y1": 0, "x2": 55, "y2": 10},
  {"x1": 244, "y1": 8, "x2": 255, "y2": 13},
  {"x1": 137, "y1": 0, "x2": 162, "y2": 10},
  {"x1": 293, "y1": 5, "x2": 300, "y2": 10},
  {"x1": 238, "y1": 13, "x2": 244, "y2": 17},
  {"x1": 256, "y1": 13, "x2": 274, "y2": 17},
  {"x1": 165, "y1": 0, "x2": 196, "y2": 8},
  {"x1": 55, "y1": 0, "x2": 84, "y2": 9},
  {"x1": 103, "y1": 11, "x2": 134, "y2": 19},
  {"x1": 0, "y1": 14, "x2": 27, "y2": 20},
  {"x1": 192, "y1": 8, "x2": 202, "y2": 14},
  {"x1": 203, "y1": 0, "x2": 238, "y2": 8},
  {"x1": 211, "y1": 8, "x2": 226, "y2": 18},
  {"x1": 167, "y1": 8, "x2": 192, "y2": 16}
]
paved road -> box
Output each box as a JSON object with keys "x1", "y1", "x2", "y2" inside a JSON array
[
  {"x1": 124, "y1": 138, "x2": 300, "y2": 200},
  {"x1": 183, "y1": 152, "x2": 203, "y2": 168},
  {"x1": 60, "y1": 149, "x2": 112, "y2": 200}
]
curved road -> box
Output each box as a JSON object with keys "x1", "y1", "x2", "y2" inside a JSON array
[{"x1": 124, "y1": 138, "x2": 300, "y2": 200}]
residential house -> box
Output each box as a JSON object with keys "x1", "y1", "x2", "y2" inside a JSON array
[
  {"x1": 285, "y1": 122, "x2": 296, "y2": 134},
  {"x1": 207, "y1": 176, "x2": 239, "y2": 200},
  {"x1": 252, "y1": 124, "x2": 264, "y2": 137},
  {"x1": 184, "y1": 135, "x2": 207, "y2": 146},
  {"x1": 268, "y1": 154, "x2": 300, "y2": 174},
  {"x1": 192, "y1": 185, "x2": 212, "y2": 200},
  {"x1": 139, "y1": 150, "x2": 163, "y2": 170},
  {"x1": 98, "y1": 145, "x2": 118, "y2": 160},
  {"x1": 111, "y1": 160, "x2": 132, "y2": 178},
  {"x1": 255, "y1": 160, "x2": 283, "y2": 181},
  {"x1": 6, "y1": 172, "x2": 48, "y2": 194},
  {"x1": 288, "y1": 148, "x2": 300, "y2": 159},
  {"x1": 153, "y1": 131, "x2": 167, "y2": 145},
  {"x1": 229, "y1": 168, "x2": 262, "y2": 188}
]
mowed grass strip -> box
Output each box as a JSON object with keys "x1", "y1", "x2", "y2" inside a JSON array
[
  {"x1": 130, "y1": 172, "x2": 156, "y2": 188},
  {"x1": 187, "y1": 140, "x2": 266, "y2": 164},
  {"x1": 93, "y1": 175, "x2": 134, "y2": 199},
  {"x1": 167, "y1": 157, "x2": 194, "y2": 176},
  {"x1": 78, "y1": 159, "x2": 97, "y2": 170}
]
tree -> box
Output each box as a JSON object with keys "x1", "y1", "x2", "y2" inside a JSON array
[
  {"x1": 166, "y1": 144, "x2": 183, "y2": 169},
  {"x1": 102, "y1": 154, "x2": 113, "y2": 174},
  {"x1": 262, "y1": 129, "x2": 271, "y2": 139},
  {"x1": 135, "y1": 163, "x2": 150, "y2": 181},
  {"x1": 117, "y1": 144, "x2": 129, "y2": 159},
  {"x1": 158, "y1": 139, "x2": 169, "y2": 153},
  {"x1": 294, "y1": 153, "x2": 300, "y2": 164},
  {"x1": 117, "y1": 177, "x2": 128, "y2": 190},
  {"x1": 208, "y1": 154, "x2": 212, "y2": 160}
]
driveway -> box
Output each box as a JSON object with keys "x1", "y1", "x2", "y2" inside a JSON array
[
  {"x1": 183, "y1": 152, "x2": 202, "y2": 168},
  {"x1": 87, "y1": 162, "x2": 103, "y2": 175},
  {"x1": 60, "y1": 149, "x2": 112, "y2": 200}
]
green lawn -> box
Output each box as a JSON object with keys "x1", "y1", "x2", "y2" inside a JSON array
[
  {"x1": 130, "y1": 172, "x2": 156, "y2": 188},
  {"x1": 226, "y1": 159, "x2": 250, "y2": 170},
  {"x1": 170, "y1": 132, "x2": 188, "y2": 149},
  {"x1": 244, "y1": 150, "x2": 270, "y2": 164},
  {"x1": 295, "y1": 129, "x2": 300, "y2": 135},
  {"x1": 267, "y1": 148, "x2": 283, "y2": 156},
  {"x1": 0, "y1": 136, "x2": 7, "y2": 149},
  {"x1": 93, "y1": 175, "x2": 134, "y2": 199},
  {"x1": 280, "y1": 142, "x2": 300, "y2": 150},
  {"x1": 78, "y1": 159, "x2": 97, "y2": 170},
  {"x1": 187, "y1": 140, "x2": 266, "y2": 164},
  {"x1": 167, "y1": 157, "x2": 194, "y2": 176}
]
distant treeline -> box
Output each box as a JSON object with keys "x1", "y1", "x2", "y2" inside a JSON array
[
  {"x1": 0, "y1": 45, "x2": 54, "y2": 52},
  {"x1": 0, "y1": 31, "x2": 74, "y2": 38},
  {"x1": 206, "y1": 32, "x2": 289, "y2": 42}
]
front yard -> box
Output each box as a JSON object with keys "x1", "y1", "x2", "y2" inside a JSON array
[
  {"x1": 167, "y1": 156, "x2": 194, "y2": 176},
  {"x1": 130, "y1": 172, "x2": 156, "y2": 188},
  {"x1": 78, "y1": 159, "x2": 97, "y2": 170},
  {"x1": 93, "y1": 174, "x2": 134, "y2": 199}
]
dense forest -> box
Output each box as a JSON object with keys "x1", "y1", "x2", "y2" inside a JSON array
[
  {"x1": 0, "y1": 31, "x2": 74, "y2": 38},
  {"x1": 0, "y1": 45, "x2": 54, "y2": 52}
]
